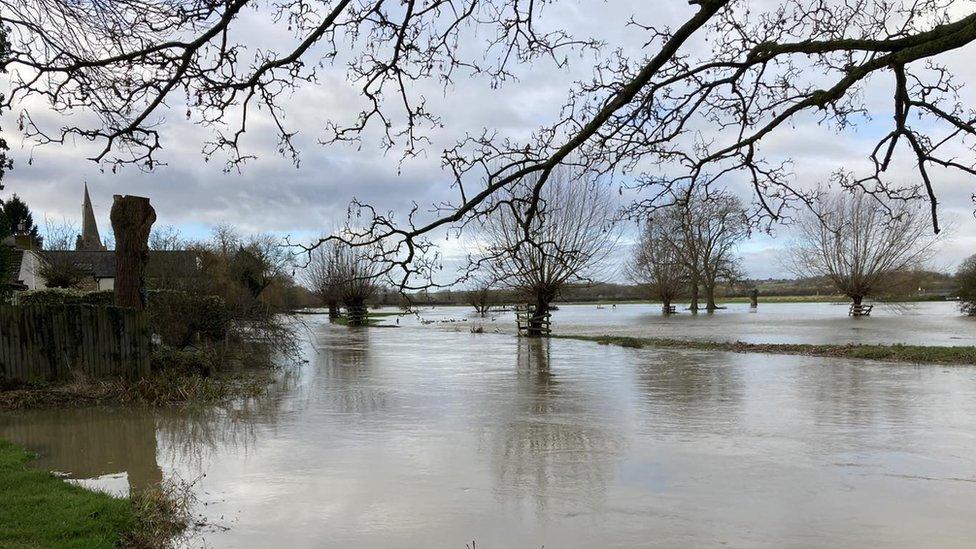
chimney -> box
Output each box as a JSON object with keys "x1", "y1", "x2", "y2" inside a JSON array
[{"x1": 13, "y1": 222, "x2": 39, "y2": 250}]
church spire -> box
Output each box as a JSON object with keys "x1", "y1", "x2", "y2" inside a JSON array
[{"x1": 76, "y1": 183, "x2": 107, "y2": 251}]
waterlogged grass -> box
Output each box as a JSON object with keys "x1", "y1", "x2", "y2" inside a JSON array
[
  {"x1": 0, "y1": 439, "x2": 134, "y2": 548},
  {"x1": 333, "y1": 311, "x2": 406, "y2": 327},
  {"x1": 556, "y1": 335, "x2": 976, "y2": 365},
  {"x1": 0, "y1": 440, "x2": 192, "y2": 548}
]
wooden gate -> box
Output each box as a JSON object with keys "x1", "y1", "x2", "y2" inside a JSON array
[
  {"x1": 515, "y1": 304, "x2": 552, "y2": 336},
  {"x1": 0, "y1": 305, "x2": 151, "y2": 384}
]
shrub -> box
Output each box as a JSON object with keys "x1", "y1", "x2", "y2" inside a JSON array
[
  {"x1": 149, "y1": 346, "x2": 214, "y2": 377},
  {"x1": 958, "y1": 254, "x2": 976, "y2": 316},
  {"x1": 18, "y1": 288, "x2": 114, "y2": 307},
  {"x1": 37, "y1": 256, "x2": 87, "y2": 288},
  {"x1": 147, "y1": 290, "x2": 228, "y2": 348}
]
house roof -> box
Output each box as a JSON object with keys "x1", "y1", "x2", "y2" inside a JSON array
[
  {"x1": 38, "y1": 250, "x2": 201, "y2": 279},
  {"x1": 2, "y1": 247, "x2": 26, "y2": 290}
]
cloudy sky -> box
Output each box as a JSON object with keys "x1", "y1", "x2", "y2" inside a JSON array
[{"x1": 2, "y1": 1, "x2": 974, "y2": 282}]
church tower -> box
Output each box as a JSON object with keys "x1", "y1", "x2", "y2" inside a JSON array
[{"x1": 75, "y1": 183, "x2": 107, "y2": 251}]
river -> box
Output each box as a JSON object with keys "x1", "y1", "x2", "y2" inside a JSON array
[{"x1": 2, "y1": 304, "x2": 976, "y2": 547}]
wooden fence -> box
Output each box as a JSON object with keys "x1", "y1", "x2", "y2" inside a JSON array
[{"x1": 0, "y1": 305, "x2": 151, "y2": 384}]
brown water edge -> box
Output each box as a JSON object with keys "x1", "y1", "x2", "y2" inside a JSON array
[{"x1": 4, "y1": 317, "x2": 976, "y2": 547}]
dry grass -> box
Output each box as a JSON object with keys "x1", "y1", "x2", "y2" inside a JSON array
[
  {"x1": 121, "y1": 478, "x2": 196, "y2": 548},
  {"x1": 0, "y1": 369, "x2": 272, "y2": 412}
]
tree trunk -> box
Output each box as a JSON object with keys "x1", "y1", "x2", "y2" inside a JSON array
[
  {"x1": 327, "y1": 302, "x2": 340, "y2": 320},
  {"x1": 704, "y1": 283, "x2": 717, "y2": 311},
  {"x1": 528, "y1": 296, "x2": 550, "y2": 337},
  {"x1": 852, "y1": 295, "x2": 863, "y2": 306},
  {"x1": 689, "y1": 281, "x2": 699, "y2": 313},
  {"x1": 110, "y1": 195, "x2": 156, "y2": 310},
  {"x1": 662, "y1": 298, "x2": 672, "y2": 315}
]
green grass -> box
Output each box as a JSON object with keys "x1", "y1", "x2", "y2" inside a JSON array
[
  {"x1": 333, "y1": 311, "x2": 406, "y2": 327},
  {"x1": 0, "y1": 439, "x2": 135, "y2": 548},
  {"x1": 555, "y1": 335, "x2": 976, "y2": 365}
]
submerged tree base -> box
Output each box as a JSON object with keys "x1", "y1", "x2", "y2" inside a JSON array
[{"x1": 556, "y1": 335, "x2": 976, "y2": 365}]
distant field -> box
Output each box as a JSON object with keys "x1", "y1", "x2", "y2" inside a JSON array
[
  {"x1": 559, "y1": 295, "x2": 849, "y2": 306},
  {"x1": 559, "y1": 294, "x2": 949, "y2": 306},
  {"x1": 557, "y1": 335, "x2": 976, "y2": 365}
]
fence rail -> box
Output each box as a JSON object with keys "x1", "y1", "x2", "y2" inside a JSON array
[
  {"x1": 515, "y1": 304, "x2": 552, "y2": 336},
  {"x1": 0, "y1": 305, "x2": 151, "y2": 384}
]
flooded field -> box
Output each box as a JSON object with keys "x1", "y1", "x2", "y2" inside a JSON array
[
  {"x1": 417, "y1": 301, "x2": 976, "y2": 346},
  {"x1": 4, "y1": 305, "x2": 976, "y2": 547}
]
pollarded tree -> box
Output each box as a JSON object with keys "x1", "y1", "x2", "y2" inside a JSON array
[
  {"x1": 787, "y1": 191, "x2": 942, "y2": 309},
  {"x1": 481, "y1": 167, "x2": 618, "y2": 336},
  {"x1": 957, "y1": 254, "x2": 976, "y2": 316},
  {"x1": 628, "y1": 216, "x2": 688, "y2": 314},
  {"x1": 334, "y1": 244, "x2": 380, "y2": 326},
  {"x1": 301, "y1": 239, "x2": 343, "y2": 319}
]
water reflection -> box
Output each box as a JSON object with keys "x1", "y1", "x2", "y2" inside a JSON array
[
  {"x1": 156, "y1": 370, "x2": 298, "y2": 470},
  {"x1": 486, "y1": 338, "x2": 622, "y2": 515},
  {"x1": 795, "y1": 359, "x2": 914, "y2": 430},
  {"x1": 0, "y1": 409, "x2": 161, "y2": 495},
  {"x1": 308, "y1": 327, "x2": 393, "y2": 415},
  {"x1": 633, "y1": 349, "x2": 745, "y2": 431}
]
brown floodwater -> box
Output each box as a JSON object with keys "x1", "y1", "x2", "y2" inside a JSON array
[{"x1": 3, "y1": 308, "x2": 976, "y2": 547}]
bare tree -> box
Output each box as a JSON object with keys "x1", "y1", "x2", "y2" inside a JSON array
[
  {"x1": 5, "y1": 1, "x2": 976, "y2": 286},
  {"x1": 957, "y1": 254, "x2": 976, "y2": 316},
  {"x1": 210, "y1": 224, "x2": 242, "y2": 257},
  {"x1": 231, "y1": 234, "x2": 292, "y2": 300},
  {"x1": 673, "y1": 193, "x2": 749, "y2": 312},
  {"x1": 787, "y1": 191, "x2": 942, "y2": 309},
  {"x1": 37, "y1": 217, "x2": 85, "y2": 288},
  {"x1": 334, "y1": 244, "x2": 380, "y2": 326},
  {"x1": 41, "y1": 216, "x2": 78, "y2": 251},
  {"x1": 466, "y1": 276, "x2": 498, "y2": 317},
  {"x1": 628, "y1": 216, "x2": 688, "y2": 314},
  {"x1": 149, "y1": 225, "x2": 186, "y2": 251},
  {"x1": 480, "y1": 167, "x2": 618, "y2": 335},
  {"x1": 301, "y1": 239, "x2": 343, "y2": 319},
  {"x1": 36, "y1": 256, "x2": 86, "y2": 289}
]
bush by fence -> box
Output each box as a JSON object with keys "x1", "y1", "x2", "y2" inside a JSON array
[
  {"x1": 0, "y1": 304, "x2": 151, "y2": 385},
  {"x1": 147, "y1": 290, "x2": 228, "y2": 348},
  {"x1": 17, "y1": 289, "x2": 114, "y2": 307}
]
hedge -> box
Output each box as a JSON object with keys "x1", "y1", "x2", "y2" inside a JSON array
[{"x1": 17, "y1": 289, "x2": 114, "y2": 307}]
